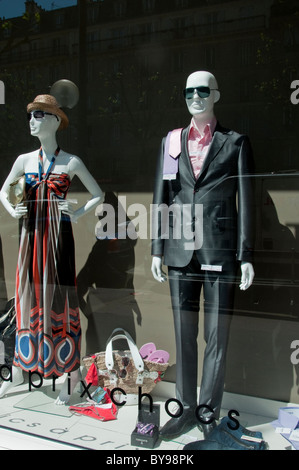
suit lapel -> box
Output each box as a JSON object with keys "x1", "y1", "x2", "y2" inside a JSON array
[
  {"x1": 181, "y1": 126, "x2": 196, "y2": 181},
  {"x1": 198, "y1": 126, "x2": 228, "y2": 177},
  {"x1": 180, "y1": 122, "x2": 228, "y2": 184}
]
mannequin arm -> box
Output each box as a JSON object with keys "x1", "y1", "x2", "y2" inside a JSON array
[
  {"x1": 0, "y1": 155, "x2": 27, "y2": 219},
  {"x1": 151, "y1": 255, "x2": 167, "y2": 283},
  {"x1": 62, "y1": 156, "x2": 104, "y2": 223},
  {"x1": 239, "y1": 262, "x2": 254, "y2": 291},
  {"x1": 151, "y1": 256, "x2": 254, "y2": 290}
]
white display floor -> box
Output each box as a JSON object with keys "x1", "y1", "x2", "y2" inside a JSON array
[{"x1": 0, "y1": 379, "x2": 294, "y2": 451}]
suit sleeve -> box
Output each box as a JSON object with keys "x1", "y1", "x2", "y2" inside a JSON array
[
  {"x1": 151, "y1": 137, "x2": 168, "y2": 257},
  {"x1": 237, "y1": 135, "x2": 255, "y2": 263}
]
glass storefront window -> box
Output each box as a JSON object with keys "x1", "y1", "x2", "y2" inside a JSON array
[{"x1": 0, "y1": 0, "x2": 298, "y2": 452}]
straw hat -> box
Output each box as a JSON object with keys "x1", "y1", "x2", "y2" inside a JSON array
[{"x1": 27, "y1": 94, "x2": 69, "y2": 130}]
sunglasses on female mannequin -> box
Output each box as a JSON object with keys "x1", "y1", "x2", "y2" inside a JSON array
[{"x1": 27, "y1": 110, "x2": 59, "y2": 121}]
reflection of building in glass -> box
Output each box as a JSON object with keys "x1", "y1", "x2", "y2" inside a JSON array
[
  {"x1": 0, "y1": 0, "x2": 298, "y2": 408},
  {"x1": 0, "y1": 0, "x2": 298, "y2": 191}
]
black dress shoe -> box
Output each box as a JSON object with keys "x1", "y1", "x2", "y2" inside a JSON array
[
  {"x1": 198, "y1": 419, "x2": 217, "y2": 439},
  {"x1": 160, "y1": 409, "x2": 197, "y2": 440}
]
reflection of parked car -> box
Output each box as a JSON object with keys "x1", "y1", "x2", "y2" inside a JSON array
[{"x1": 234, "y1": 172, "x2": 299, "y2": 320}]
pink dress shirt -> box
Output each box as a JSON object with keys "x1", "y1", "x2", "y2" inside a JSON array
[{"x1": 188, "y1": 117, "x2": 217, "y2": 179}]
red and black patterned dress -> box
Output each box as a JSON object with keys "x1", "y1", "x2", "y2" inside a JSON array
[{"x1": 13, "y1": 168, "x2": 81, "y2": 378}]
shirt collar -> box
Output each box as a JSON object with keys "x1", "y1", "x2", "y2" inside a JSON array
[{"x1": 189, "y1": 116, "x2": 217, "y2": 140}]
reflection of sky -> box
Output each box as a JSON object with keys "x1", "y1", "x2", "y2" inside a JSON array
[{"x1": 0, "y1": 0, "x2": 77, "y2": 19}]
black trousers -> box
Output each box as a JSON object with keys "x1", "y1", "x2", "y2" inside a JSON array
[{"x1": 168, "y1": 255, "x2": 236, "y2": 420}]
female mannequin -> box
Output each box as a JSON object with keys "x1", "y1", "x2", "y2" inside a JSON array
[{"x1": 0, "y1": 95, "x2": 104, "y2": 404}]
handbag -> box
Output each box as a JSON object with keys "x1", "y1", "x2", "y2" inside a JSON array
[
  {"x1": 0, "y1": 298, "x2": 16, "y2": 365},
  {"x1": 7, "y1": 175, "x2": 26, "y2": 206},
  {"x1": 82, "y1": 328, "x2": 168, "y2": 398},
  {"x1": 184, "y1": 417, "x2": 268, "y2": 450}
]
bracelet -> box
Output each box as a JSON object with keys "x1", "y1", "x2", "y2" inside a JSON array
[{"x1": 136, "y1": 422, "x2": 156, "y2": 437}]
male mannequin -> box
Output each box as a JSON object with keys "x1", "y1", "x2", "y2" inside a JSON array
[
  {"x1": 151, "y1": 71, "x2": 254, "y2": 439},
  {"x1": 0, "y1": 95, "x2": 104, "y2": 404}
]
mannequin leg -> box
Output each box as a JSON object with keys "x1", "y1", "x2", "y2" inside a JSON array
[
  {"x1": 159, "y1": 263, "x2": 202, "y2": 440},
  {"x1": 168, "y1": 259, "x2": 202, "y2": 409},
  {"x1": 0, "y1": 365, "x2": 24, "y2": 398},
  {"x1": 55, "y1": 368, "x2": 81, "y2": 405},
  {"x1": 199, "y1": 275, "x2": 234, "y2": 420}
]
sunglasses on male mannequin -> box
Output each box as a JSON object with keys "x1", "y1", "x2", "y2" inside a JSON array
[{"x1": 183, "y1": 86, "x2": 218, "y2": 99}]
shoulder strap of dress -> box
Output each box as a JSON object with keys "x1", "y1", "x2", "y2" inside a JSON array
[{"x1": 38, "y1": 146, "x2": 60, "y2": 181}]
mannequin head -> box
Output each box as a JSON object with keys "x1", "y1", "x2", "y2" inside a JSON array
[
  {"x1": 184, "y1": 71, "x2": 220, "y2": 122},
  {"x1": 27, "y1": 95, "x2": 68, "y2": 150},
  {"x1": 27, "y1": 94, "x2": 69, "y2": 131},
  {"x1": 28, "y1": 110, "x2": 61, "y2": 139}
]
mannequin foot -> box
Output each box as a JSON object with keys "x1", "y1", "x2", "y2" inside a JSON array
[
  {"x1": 0, "y1": 367, "x2": 24, "y2": 398},
  {"x1": 198, "y1": 419, "x2": 217, "y2": 439},
  {"x1": 55, "y1": 369, "x2": 81, "y2": 405},
  {"x1": 160, "y1": 408, "x2": 197, "y2": 440}
]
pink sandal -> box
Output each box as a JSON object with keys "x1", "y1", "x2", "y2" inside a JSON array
[
  {"x1": 147, "y1": 350, "x2": 169, "y2": 364},
  {"x1": 139, "y1": 342, "x2": 156, "y2": 359}
]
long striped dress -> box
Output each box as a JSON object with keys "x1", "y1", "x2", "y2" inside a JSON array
[{"x1": 13, "y1": 155, "x2": 81, "y2": 378}]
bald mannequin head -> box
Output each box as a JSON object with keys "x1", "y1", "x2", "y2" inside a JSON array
[{"x1": 184, "y1": 71, "x2": 220, "y2": 123}]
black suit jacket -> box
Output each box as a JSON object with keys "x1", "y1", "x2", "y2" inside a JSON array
[{"x1": 151, "y1": 122, "x2": 254, "y2": 272}]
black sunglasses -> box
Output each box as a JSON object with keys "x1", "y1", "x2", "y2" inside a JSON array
[
  {"x1": 183, "y1": 86, "x2": 218, "y2": 99},
  {"x1": 119, "y1": 356, "x2": 130, "y2": 379},
  {"x1": 27, "y1": 110, "x2": 59, "y2": 121}
]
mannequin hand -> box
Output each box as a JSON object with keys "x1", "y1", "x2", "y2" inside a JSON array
[
  {"x1": 239, "y1": 262, "x2": 254, "y2": 291},
  {"x1": 151, "y1": 256, "x2": 167, "y2": 283},
  {"x1": 13, "y1": 203, "x2": 28, "y2": 219},
  {"x1": 58, "y1": 201, "x2": 78, "y2": 222}
]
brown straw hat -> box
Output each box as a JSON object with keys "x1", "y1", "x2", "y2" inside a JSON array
[{"x1": 27, "y1": 94, "x2": 69, "y2": 130}]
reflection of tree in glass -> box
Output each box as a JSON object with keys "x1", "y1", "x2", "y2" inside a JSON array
[
  {"x1": 98, "y1": 67, "x2": 180, "y2": 145},
  {"x1": 0, "y1": 11, "x2": 42, "y2": 179},
  {"x1": 255, "y1": 1, "x2": 299, "y2": 106}
]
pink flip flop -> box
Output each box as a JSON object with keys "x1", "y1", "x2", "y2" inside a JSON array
[
  {"x1": 139, "y1": 342, "x2": 156, "y2": 359},
  {"x1": 147, "y1": 350, "x2": 169, "y2": 364}
]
